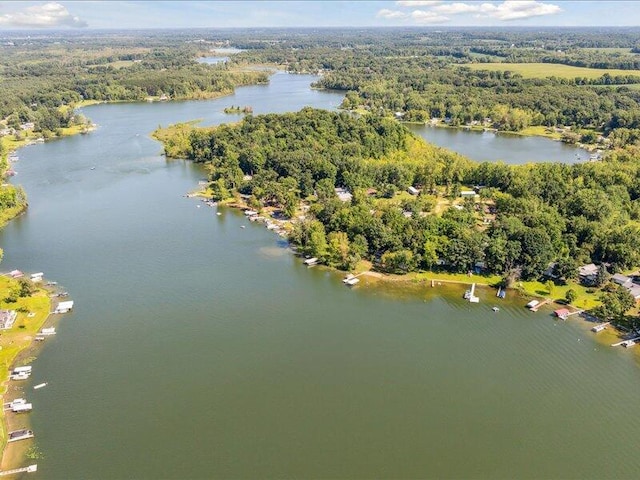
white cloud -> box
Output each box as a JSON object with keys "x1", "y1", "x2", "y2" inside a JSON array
[
  {"x1": 376, "y1": 8, "x2": 408, "y2": 19},
  {"x1": 396, "y1": 1, "x2": 443, "y2": 6},
  {"x1": 432, "y1": 2, "x2": 482, "y2": 15},
  {"x1": 0, "y1": 2, "x2": 88, "y2": 28},
  {"x1": 477, "y1": 1, "x2": 562, "y2": 20},
  {"x1": 410, "y1": 9, "x2": 449, "y2": 23}
]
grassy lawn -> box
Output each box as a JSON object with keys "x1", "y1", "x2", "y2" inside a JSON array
[
  {"x1": 466, "y1": 62, "x2": 640, "y2": 80},
  {"x1": 514, "y1": 279, "x2": 602, "y2": 310},
  {"x1": 517, "y1": 125, "x2": 563, "y2": 140},
  {"x1": 412, "y1": 270, "x2": 503, "y2": 286}
]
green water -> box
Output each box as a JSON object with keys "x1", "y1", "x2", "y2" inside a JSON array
[{"x1": 2, "y1": 73, "x2": 640, "y2": 479}]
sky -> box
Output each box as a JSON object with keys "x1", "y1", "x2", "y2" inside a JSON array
[{"x1": 0, "y1": 1, "x2": 639, "y2": 30}]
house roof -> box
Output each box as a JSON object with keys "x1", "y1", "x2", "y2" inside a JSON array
[
  {"x1": 554, "y1": 308, "x2": 570, "y2": 317},
  {"x1": 579, "y1": 263, "x2": 598, "y2": 277},
  {"x1": 612, "y1": 273, "x2": 632, "y2": 286},
  {"x1": 628, "y1": 285, "x2": 640, "y2": 299}
]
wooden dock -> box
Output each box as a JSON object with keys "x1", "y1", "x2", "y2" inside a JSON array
[
  {"x1": 529, "y1": 299, "x2": 551, "y2": 312},
  {"x1": 0, "y1": 464, "x2": 37, "y2": 476}
]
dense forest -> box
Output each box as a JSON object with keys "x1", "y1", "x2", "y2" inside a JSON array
[{"x1": 156, "y1": 109, "x2": 640, "y2": 289}]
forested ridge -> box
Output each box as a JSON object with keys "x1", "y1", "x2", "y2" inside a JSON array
[{"x1": 156, "y1": 109, "x2": 640, "y2": 286}]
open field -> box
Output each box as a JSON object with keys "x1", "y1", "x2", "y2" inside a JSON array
[{"x1": 467, "y1": 62, "x2": 640, "y2": 79}]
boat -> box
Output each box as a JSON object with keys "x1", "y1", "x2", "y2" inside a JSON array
[
  {"x1": 303, "y1": 257, "x2": 319, "y2": 266},
  {"x1": 40, "y1": 327, "x2": 56, "y2": 335},
  {"x1": 492, "y1": 306, "x2": 499, "y2": 312},
  {"x1": 467, "y1": 283, "x2": 480, "y2": 303},
  {"x1": 12, "y1": 366, "x2": 32, "y2": 374},
  {"x1": 33, "y1": 383, "x2": 47, "y2": 390},
  {"x1": 10, "y1": 373, "x2": 30, "y2": 381},
  {"x1": 343, "y1": 274, "x2": 356, "y2": 283},
  {"x1": 7, "y1": 429, "x2": 34, "y2": 442},
  {"x1": 496, "y1": 287, "x2": 506, "y2": 299},
  {"x1": 345, "y1": 277, "x2": 360, "y2": 286}
]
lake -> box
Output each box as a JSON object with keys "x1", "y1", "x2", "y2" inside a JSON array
[{"x1": 2, "y1": 72, "x2": 640, "y2": 479}]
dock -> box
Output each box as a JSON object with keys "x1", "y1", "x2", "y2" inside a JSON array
[
  {"x1": 591, "y1": 322, "x2": 610, "y2": 333},
  {"x1": 529, "y1": 299, "x2": 551, "y2": 312},
  {"x1": 342, "y1": 273, "x2": 363, "y2": 286},
  {"x1": 0, "y1": 465, "x2": 37, "y2": 476},
  {"x1": 611, "y1": 336, "x2": 640, "y2": 348}
]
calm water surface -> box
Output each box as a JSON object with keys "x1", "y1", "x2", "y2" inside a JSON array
[
  {"x1": 408, "y1": 124, "x2": 590, "y2": 164},
  {"x1": 2, "y1": 73, "x2": 640, "y2": 479}
]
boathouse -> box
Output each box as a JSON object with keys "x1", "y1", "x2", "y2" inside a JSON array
[
  {"x1": 54, "y1": 301, "x2": 74, "y2": 314},
  {"x1": 554, "y1": 308, "x2": 570, "y2": 319}
]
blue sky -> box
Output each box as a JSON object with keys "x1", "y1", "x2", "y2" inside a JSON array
[{"x1": 0, "y1": 1, "x2": 639, "y2": 29}]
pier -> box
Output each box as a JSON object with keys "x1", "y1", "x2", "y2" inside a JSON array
[
  {"x1": 529, "y1": 299, "x2": 551, "y2": 312},
  {"x1": 0, "y1": 465, "x2": 37, "y2": 476},
  {"x1": 611, "y1": 336, "x2": 640, "y2": 348}
]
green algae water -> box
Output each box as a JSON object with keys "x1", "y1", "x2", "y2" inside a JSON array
[{"x1": 2, "y1": 73, "x2": 640, "y2": 479}]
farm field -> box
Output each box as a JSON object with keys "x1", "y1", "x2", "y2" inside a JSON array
[{"x1": 467, "y1": 62, "x2": 640, "y2": 79}]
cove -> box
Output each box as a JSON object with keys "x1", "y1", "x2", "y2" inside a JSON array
[
  {"x1": 407, "y1": 124, "x2": 591, "y2": 164},
  {"x1": 1, "y1": 73, "x2": 640, "y2": 479}
]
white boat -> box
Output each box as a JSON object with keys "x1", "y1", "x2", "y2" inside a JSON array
[
  {"x1": 492, "y1": 306, "x2": 499, "y2": 312},
  {"x1": 13, "y1": 366, "x2": 32, "y2": 374},
  {"x1": 40, "y1": 327, "x2": 56, "y2": 335},
  {"x1": 345, "y1": 277, "x2": 360, "y2": 286},
  {"x1": 303, "y1": 257, "x2": 319, "y2": 266},
  {"x1": 10, "y1": 373, "x2": 30, "y2": 381},
  {"x1": 33, "y1": 383, "x2": 47, "y2": 390},
  {"x1": 526, "y1": 300, "x2": 540, "y2": 309}
]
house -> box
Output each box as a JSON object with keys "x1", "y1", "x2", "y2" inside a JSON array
[
  {"x1": 627, "y1": 285, "x2": 640, "y2": 300},
  {"x1": 612, "y1": 273, "x2": 633, "y2": 288},
  {"x1": 554, "y1": 308, "x2": 570, "y2": 319},
  {"x1": 578, "y1": 263, "x2": 598, "y2": 286},
  {"x1": 0, "y1": 310, "x2": 17, "y2": 330},
  {"x1": 19, "y1": 122, "x2": 34, "y2": 131},
  {"x1": 8, "y1": 270, "x2": 23, "y2": 278},
  {"x1": 407, "y1": 186, "x2": 420, "y2": 196},
  {"x1": 460, "y1": 190, "x2": 477, "y2": 198}
]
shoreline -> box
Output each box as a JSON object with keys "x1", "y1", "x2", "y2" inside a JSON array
[
  {"x1": 0, "y1": 277, "x2": 67, "y2": 472},
  {"x1": 197, "y1": 190, "x2": 635, "y2": 344}
]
